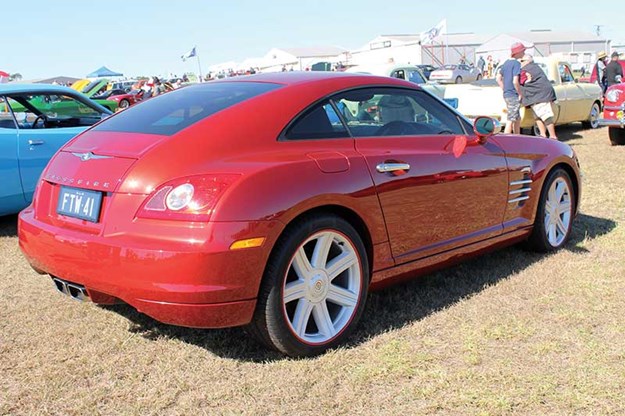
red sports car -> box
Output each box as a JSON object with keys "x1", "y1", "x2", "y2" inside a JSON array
[
  {"x1": 18, "y1": 72, "x2": 581, "y2": 357},
  {"x1": 105, "y1": 89, "x2": 144, "y2": 109},
  {"x1": 598, "y1": 84, "x2": 625, "y2": 145}
]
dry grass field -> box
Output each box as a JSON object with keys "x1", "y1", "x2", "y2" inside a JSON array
[{"x1": 1, "y1": 126, "x2": 624, "y2": 415}]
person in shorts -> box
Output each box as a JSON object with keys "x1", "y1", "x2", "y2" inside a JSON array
[
  {"x1": 519, "y1": 54, "x2": 558, "y2": 139},
  {"x1": 496, "y1": 42, "x2": 526, "y2": 134}
]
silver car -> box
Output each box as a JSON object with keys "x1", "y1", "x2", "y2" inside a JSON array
[{"x1": 429, "y1": 64, "x2": 482, "y2": 84}]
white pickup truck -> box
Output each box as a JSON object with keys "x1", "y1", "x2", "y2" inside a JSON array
[{"x1": 442, "y1": 58, "x2": 602, "y2": 132}]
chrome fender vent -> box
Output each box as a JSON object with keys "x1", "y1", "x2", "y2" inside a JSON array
[{"x1": 508, "y1": 167, "x2": 532, "y2": 206}]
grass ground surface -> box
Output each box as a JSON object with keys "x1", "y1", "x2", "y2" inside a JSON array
[{"x1": 1, "y1": 126, "x2": 624, "y2": 415}]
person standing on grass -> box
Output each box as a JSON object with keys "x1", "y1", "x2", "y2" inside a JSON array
[
  {"x1": 606, "y1": 51, "x2": 624, "y2": 88},
  {"x1": 496, "y1": 42, "x2": 525, "y2": 134},
  {"x1": 595, "y1": 51, "x2": 608, "y2": 93},
  {"x1": 519, "y1": 54, "x2": 558, "y2": 140}
]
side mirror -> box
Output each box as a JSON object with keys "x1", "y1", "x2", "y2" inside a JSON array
[{"x1": 473, "y1": 116, "x2": 498, "y2": 141}]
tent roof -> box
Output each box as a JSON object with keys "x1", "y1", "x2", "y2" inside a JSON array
[{"x1": 86, "y1": 66, "x2": 123, "y2": 78}]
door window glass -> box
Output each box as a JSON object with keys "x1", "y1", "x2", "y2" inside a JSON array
[
  {"x1": 0, "y1": 97, "x2": 17, "y2": 129},
  {"x1": 6, "y1": 94, "x2": 103, "y2": 129},
  {"x1": 559, "y1": 64, "x2": 574, "y2": 83},
  {"x1": 332, "y1": 88, "x2": 466, "y2": 137}
]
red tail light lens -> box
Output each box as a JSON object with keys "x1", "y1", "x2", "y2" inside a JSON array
[{"x1": 136, "y1": 174, "x2": 240, "y2": 221}]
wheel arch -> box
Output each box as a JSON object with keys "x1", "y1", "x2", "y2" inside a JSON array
[
  {"x1": 546, "y1": 161, "x2": 581, "y2": 216},
  {"x1": 266, "y1": 204, "x2": 375, "y2": 279}
]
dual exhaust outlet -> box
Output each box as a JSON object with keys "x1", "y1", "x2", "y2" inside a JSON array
[{"x1": 52, "y1": 277, "x2": 89, "y2": 302}]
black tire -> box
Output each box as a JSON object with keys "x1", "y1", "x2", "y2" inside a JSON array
[
  {"x1": 455, "y1": 76, "x2": 463, "y2": 84},
  {"x1": 119, "y1": 99, "x2": 130, "y2": 109},
  {"x1": 581, "y1": 102, "x2": 601, "y2": 129},
  {"x1": 525, "y1": 168, "x2": 575, "y2": 252},
  {"x1": 248, "y1": 214, "x2": 369, "y2": 357},
  {"x1": 609, "y1": 127, "x2": 625, "y2": 146}
]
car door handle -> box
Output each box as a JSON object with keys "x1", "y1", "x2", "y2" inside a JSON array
[
  {"x1": 28, "y1": 139, "x2": 45, "y2": 146},
  {"x1": 376, "y1": 162, "x2": 410, "y2": 173}
]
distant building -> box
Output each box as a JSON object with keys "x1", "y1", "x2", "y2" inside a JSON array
[
  {"x1": 350, "y1": 33, "x2": 491, "y2": 67},
  {"x1": 477, "y1": 30, "x2": 610, "y2": 70},
  {"x1": 261, "y1": 46, "x2": 349, "y2": 72}
]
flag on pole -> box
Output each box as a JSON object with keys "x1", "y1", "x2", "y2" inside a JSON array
[
  {"x1": 181, "y1": 47, "x2": 197, "y2": 62},
  {"x1": 420, "y1": 19, "x2": 447, "y2": 45}
]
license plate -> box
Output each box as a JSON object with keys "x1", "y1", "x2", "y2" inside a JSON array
[{"x1": 57, "y1": 186, "x2": 103, "y2": 223}]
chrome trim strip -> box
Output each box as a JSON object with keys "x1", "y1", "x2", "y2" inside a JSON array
[
  {"x1": 508, "y1": 196, "x2": 530, "y2": 203},
  {"x1": 510, "y1": 179, "x2": 532, "y2": 186},
  {"x1": 597, "y1": 118, "x2": 625, "y2": 127},
  {"x1": 509, "y1": 187, "x2": 532, "y2": 195}
]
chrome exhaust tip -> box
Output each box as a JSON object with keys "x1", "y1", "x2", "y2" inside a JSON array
[{"x1": 51, "y1": 277, "x2": 89, "y2": 302}]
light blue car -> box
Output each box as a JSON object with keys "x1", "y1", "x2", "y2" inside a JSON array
[{"x1": 0, "y1": 84, "x2": 112, "y2": 216}]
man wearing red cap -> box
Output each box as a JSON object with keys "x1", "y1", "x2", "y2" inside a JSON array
[{"x1": 496, "y1": 42, "x2": 526, "y2": 134}]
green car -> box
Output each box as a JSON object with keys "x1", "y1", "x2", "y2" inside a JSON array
[
  {"x1": 79, "y1": 79, "x2": 118, "y2": 111},
  {"x1": 10, "y1": 80, "x2": 118, "y2": 115}
]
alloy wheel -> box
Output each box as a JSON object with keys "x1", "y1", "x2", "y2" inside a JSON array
[
  {"x1": 544, "y1": 177, "x2": 572, "y2": 247},
  {"x1": 282, "y1": 230, "x2": 362, "y2": 345}
]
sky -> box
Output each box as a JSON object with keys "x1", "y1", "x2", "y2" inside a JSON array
[{"x1": 2, "y1": 0, "x2": 620, "y2": 80}]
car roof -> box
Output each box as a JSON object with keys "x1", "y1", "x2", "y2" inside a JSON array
[
  {"x1": 0, "y1": 83, "x2": 80, "y2": 95},
  {"x1": 215, "y1": 71, "x2": 410, "y2": 87},
  {"x1": 195, "y1": 71, "x2": 418, "y2": 90}
]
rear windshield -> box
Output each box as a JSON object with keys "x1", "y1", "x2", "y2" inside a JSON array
[{"x1": 93, "y1": 81, "x2": 281, "y2": 136}]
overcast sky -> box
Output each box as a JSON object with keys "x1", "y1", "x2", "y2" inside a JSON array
[{"x1": 2, "y1": 0, "x2": 619, "y2": 79}]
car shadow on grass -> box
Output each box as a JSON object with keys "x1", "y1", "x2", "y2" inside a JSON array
[
  {"x1": 556, "y1": 125, "x2": 586, "y2": 143},
  {"x1": 0, "y1": 215, "x2": 18, "y2": 237},
  {"x1": 102, "y1": 213, "x2": 615, "y2": 362}
]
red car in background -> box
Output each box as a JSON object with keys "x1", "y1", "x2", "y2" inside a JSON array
[
  {"x1": 19, "y1": 72, "x2": 581, "y2": 357},
  {"x1": 94, "y1": 88, "x2": 143, "y2": 109},
  {"x1": 598, "y1": 84, "x2": 625, "y2": 145}
]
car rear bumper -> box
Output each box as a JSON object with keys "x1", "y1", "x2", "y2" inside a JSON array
[{"x1": 18, "y1": 207, "x2": 282, "y2": 328}]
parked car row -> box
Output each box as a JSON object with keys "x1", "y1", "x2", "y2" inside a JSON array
[{"x1": 5, "y1": 71, "x2": 581, "y2": 358}]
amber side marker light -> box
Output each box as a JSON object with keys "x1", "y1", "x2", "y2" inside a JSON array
[{"x1": 229, "y1": 237, "x2": 266, "y2": 250}]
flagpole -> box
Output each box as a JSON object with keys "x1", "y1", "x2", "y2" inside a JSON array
[{"x1": 196, "y1": 52, "x2": 203, "y2": 83}]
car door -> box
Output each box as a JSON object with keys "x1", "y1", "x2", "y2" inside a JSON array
[
  {"x1": 0, "y1": 99, "x2": 27, "y2": 215},
  {"x1": 6, "y1": 94, "x2": 92, "y2": 203},
  {"x1": 557, "y1": 63, "x2": 584, "y2": 123},
  {"x1": 335, "y1": 87, "x2": 509, "y2": 264}
]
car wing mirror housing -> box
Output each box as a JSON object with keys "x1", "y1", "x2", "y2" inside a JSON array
[{"x1": 472, "y1": 116, "x2": 499, "y2": 143}]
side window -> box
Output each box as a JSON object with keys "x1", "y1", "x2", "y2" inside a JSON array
[
  {"x1": 391, "y1": 70, "x2": 406, "y2": 80},
  {"x1": 559, "y1": 64, "x2": 574, "y2": 83},
  {"x1": 6, "y1": 94, "x2": 103, "y2": 129},
  {"x1": 0, "y1": 97, "x2": 17, "y2": 129},
  {"x1": 284, "y1": 102, "x2": 349, "y2": 140},
  {"x1": 407, "y1": 70, "x2": 426, "y2": 84},
  {"x1": 333, "y1": 88, "x2": 465, "y2": 137}
]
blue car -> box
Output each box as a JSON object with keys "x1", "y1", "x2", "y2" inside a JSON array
[{"x1": 0, "y1": 84, "x2": 112, "y2": 216}]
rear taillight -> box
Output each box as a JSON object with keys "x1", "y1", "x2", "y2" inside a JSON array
[{"x1": 136, "y1": 174, "x2": 240, "y2": 221}]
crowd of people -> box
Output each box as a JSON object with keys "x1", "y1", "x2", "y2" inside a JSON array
[{"x1": 495, "y1": 42, "x2": 623, "y2": 139}]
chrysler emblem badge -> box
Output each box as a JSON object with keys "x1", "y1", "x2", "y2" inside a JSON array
[{"x1": 71, "y1": 152, "x2": 112, "y2": 162}]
